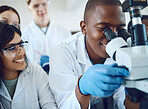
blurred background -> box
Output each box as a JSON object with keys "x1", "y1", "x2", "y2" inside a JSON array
[{"x1": 0, "y1": 0, "x2": 148, "y2": 33}]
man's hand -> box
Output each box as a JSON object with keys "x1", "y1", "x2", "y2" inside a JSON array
[
  {"x1": 124, "y1": 94, "x2": 140, "y2": 109},
  {"x1": 79, "y1": 63, "x2": 129, "y2": 97},
  {"x1": 40, "y1": 55, "x2": 50, "y2": 74}
]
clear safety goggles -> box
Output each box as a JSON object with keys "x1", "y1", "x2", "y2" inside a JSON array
[
  {"x1": 31, "y1": 0, "x2": 51, "y2": 10},
  {"x1": 0, "y1": 41, "x2": 28, "y2": 55},
  {"x1": 0, "y1": 18, "x2": 20, "y2": 29}
]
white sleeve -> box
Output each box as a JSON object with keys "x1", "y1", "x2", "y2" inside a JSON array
[
  {"x1": 35, "y1": 64, "x2": 58, "y2": 109},
  {"x1": 113, "y1": 85, "x2": 126, "y2": 109},
  {"x1": 49, "y1": 44, "x2": 81, "y2": 109}
]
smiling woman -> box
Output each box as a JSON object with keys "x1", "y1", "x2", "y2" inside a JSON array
[
  {"x1": 0, "y1": 22, "x2": 58, "y2": 109},
  {"x1": 0, "y1": 23, "x2": 26, "y2": 80}
]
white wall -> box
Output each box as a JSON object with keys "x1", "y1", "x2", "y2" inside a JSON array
[
  {"x1": 0, "y1": 0, "x2": 148, "y2": 31},
  {"x1": 0, "y1": 0, "x2": 87, "y2": 32}
]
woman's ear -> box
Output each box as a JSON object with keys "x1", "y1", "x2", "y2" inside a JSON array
[{"x1": 80, "y1": 21, "x2": 87, "y2": 35}]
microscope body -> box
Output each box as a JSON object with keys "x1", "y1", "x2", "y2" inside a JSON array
[
  {"x1": 116, "y1": 45, "x2": 148, "y2": 92},
  {"x1": 103, "y1": 0, "x2": 148, "y2": 108}
]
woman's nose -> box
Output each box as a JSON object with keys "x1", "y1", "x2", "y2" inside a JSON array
[{"x1": 17, "y1": 47, "x2": 25, "y2": 56}]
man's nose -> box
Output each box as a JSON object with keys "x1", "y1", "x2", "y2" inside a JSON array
[{"x1": 38, "y1": 4, "x2": 45, "y2": 11}]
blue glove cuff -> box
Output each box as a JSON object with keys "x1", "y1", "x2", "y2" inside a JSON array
[{"x1": 79, "y1": 75, "x2": 90, "y2": 95}]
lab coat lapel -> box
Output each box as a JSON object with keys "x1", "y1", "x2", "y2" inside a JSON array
[
  {"x1": 13, "y1": 66, "x2": 29, "y2": 99},
  {"x1": 76, "y1": 34, "x2": 92, "y2": 73},
  {"x1": 28, "y1": 21, "x2": 48, "y2": 63},
  {"x1": 45, "y1": 20, "x2": 53, "y2": 36},
  {"x1": 0, "y1": 81, "x2": 11, "y2": 101},
  {"x1": 31, "y1": 21, "x2": 45, "y2": 37},
  {"x1": 76, "y1": 33, "x2": 114, "y2": 73}
]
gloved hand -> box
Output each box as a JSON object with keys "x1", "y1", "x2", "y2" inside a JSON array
[
  {"x1": 40, "y1": 55, "x2": 50, "y2": 74},
  {"x1": 79, "y1": 63, "x2": 129, "y2": 97}
]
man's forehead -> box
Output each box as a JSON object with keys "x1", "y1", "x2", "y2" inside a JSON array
[
  {"x1": 87, "y1": 6, "x2": 126, "y2": 26},
  {"x1": 88, "y1": 5, "x2": 125, "y2": 23},
  {"x1": 95, "y1": 5, "x2": 123, "y2": 14},
  {"x1": 30, "y1": 0, "x2": 48, "y2": 5}
]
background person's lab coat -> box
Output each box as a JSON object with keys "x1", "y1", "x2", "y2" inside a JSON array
[
  {"x1": 0, "y1": 63, "x2": 58, "y2": 109},
  {"x1": 22, "y1": 20, "x2": 71, "y2": 64},
  {"x1": 49, "y1": 32, "x2": 126, "y2": 109}
]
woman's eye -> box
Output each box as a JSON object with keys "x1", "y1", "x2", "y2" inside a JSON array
[{"x1": 8, "y1": 47, "x2": 16, "y2": 51}]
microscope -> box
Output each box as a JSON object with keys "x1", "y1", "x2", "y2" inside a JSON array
[{"x1": 103, "y1": 0, "x2": 148, "y2": 108}]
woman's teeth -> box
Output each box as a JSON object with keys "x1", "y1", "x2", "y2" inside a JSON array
[{"x1": 15, "y1": 59, "x2": 24, "y2": 62}]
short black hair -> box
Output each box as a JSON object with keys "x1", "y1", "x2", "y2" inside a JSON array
[{"x1": 84, "y1": 0, "x2": 122, "y2": 22}]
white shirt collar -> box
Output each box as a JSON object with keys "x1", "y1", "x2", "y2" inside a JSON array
[{"x1": 76, "y1": 32, "x2": 115, "y2": 65}]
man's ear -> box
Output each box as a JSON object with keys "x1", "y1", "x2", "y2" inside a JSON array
[{"x1": 80, "y1": 21, "x2": 87, "y2": 35}]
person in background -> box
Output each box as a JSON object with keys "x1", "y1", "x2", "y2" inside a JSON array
[
  {"x1": 0, "y1": 5, "x2": 20, "y2": 29},
  {"x1": 22, "y1": 0, "x2": 72, "y2": 74},
  {"x1": 49, "y1": 0, "x2": 129, "y2": 109},
  {"x1": 0, "y1": 22, "x2": 58, "y2": 109}
]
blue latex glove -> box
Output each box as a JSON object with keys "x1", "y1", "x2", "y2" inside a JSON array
[
  {"x1": 40, "y1": 55, "x2": 50, "y2": 74},
  {"x1": 79, "y1": 63, "x2": 129, "y2": 97}
]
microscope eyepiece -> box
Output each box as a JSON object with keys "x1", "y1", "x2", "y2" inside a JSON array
[
  {"x1": 103, "y1": 28, "x2": 117, "y2": 42},
  {"x1": 118, "y1": 28, "x2": 131, "y2": 41}
]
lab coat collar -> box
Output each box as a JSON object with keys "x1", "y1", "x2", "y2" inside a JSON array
[
  {"x1": 13, "y1": 63, "x2": 31, "y2": 99},
  {"x1": 31, "y1": 21, "x2": 40, "y2": 30},
  {"x1": 31, "y1": 20, "x2": 54, "y2": 36},
  {"x1": 0, "y1": 63, "x2": 31, "y2": 101},
  {"x1": 104, "y1": 58, "x2": 115, "y2": 65},
  {"x1": 0, "y1": 81, "x2": 11, "y2": 101},
  {"x1": 76, "y1": 33, "x2": 115, "y2": 66},
  {"x1": 29, "y1": 21, "x2": 44, "y2": 36},
  {"x1": 76, "y1": 33, "x2": 92, "y2": 66},
  {"x1": 45, "y1": 20, "x2": 54, "y2": 35}
]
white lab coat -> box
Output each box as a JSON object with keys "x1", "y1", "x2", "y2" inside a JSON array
[
  {"x1": 49, "y1": 32, "x2": 126, "y2": 109},
  {"x1": 22, "y1": 20, "x2": 71, "y2": 63},
  {"x1": 0, "y1": 63, "x2": 58, "y2": 109}
]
